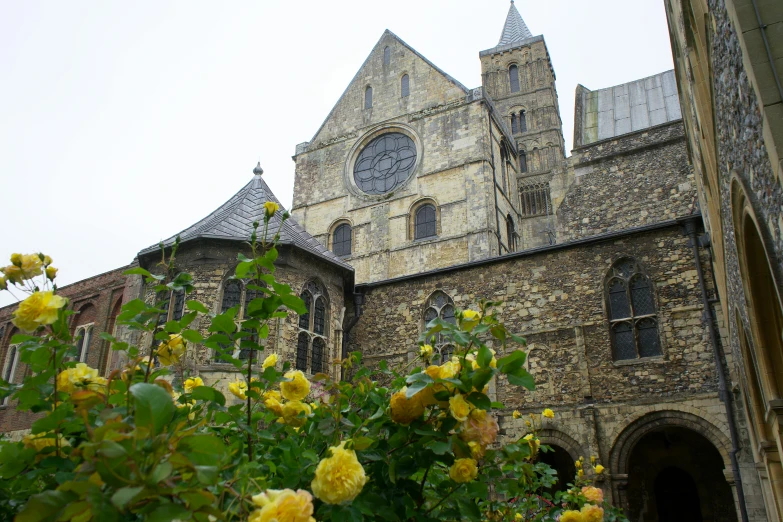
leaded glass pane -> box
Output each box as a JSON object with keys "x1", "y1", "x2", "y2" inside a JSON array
[
  {"x1": 172, "y1": 291, "x2": 185, "y2": 321},
  {"x1": 312, "y1": 338, "x2": 325, "y2": 374},
  {"x1": 365, "y1": 86, "x2": 373, "y2": 109},
  {"x1": 401, "y1": 74, "x2": 409, "y2": 98},
  {"x1": 296, "y1": 333, "x2": 309, "y2": 371},
  {"x1": 299, "y1": 292, "x2": 311, "y2": 330},
  {"x1": 333, "y1": 224, "x2": 352, "y2": 257},
  {"x1": 354, "y1": 133, "x2": 417, "y2": 194},
  {"x1": 613, "y1": 322, "x2": 636, "y2": 360},
  {"x1": 441, "y1": 305, "x2": 456, "y2": 325},
  {"x1": 423, "y1": 307, "x2": 437, "y2": 326},
  {"x1": 3, "y1": 346, "x2": 16, "y2": 381},
  {"x1": 509, "y1": 65, "x2": 520, "y2": 93},
  {"x1": 415, "y1": 205, "x2": 437, "y2": 239},
  {"x1": 637, "y1": 318, "x2": 662, "y2": 357},
  {"x1": 631, "y1": 275, "x2": 655, "y2": 316},
  {"x1": 431, "y1": 292, "x2": 448, "y2": 309},
  {"x1": 616, "y1": 259, "x2": 635, "y2": 278},
  {"x1": 221, "y1": 281, "x2": 242, "y2": 313},
  {"x1": 519, "y1": 111, "x2": 527, "y2": 132},
  {"x1": 314, "y1": 298, "x2": 326, "y2": 335},
  {"x1": 608, "y1": 279, "x2": 631, "y2": 319},
  {"x1": 511, "y1": 114, "x2": 518, "y2": 134}
]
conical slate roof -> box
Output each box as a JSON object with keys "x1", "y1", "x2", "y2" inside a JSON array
[
  {"x1": 498, "y1": 1, "x2": 533, "y2": 45},
  {"x1": 139, "y1": 170, "x2": 352, "y2": 271}
]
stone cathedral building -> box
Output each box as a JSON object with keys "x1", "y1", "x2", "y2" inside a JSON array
[{"x1": 0, "y1": 3, "x2": 775, "y2": 521}]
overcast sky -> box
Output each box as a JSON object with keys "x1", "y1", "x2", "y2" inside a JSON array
[{"x1": 0, "y1": 0, "x2": 674, "y2": 308}]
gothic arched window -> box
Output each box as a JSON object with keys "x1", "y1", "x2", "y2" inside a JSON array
[
  {"x1": 506, "y1": 214, "x2": 516, "y2": 253},
  {"x1": 365, "y1": 86, "x2": 373, "y2": 109},
  {"x1": 415, "y1": 204, "x2": 437, "y2": 240},
  {"x1": 511, "y1": 113, "x2": 519, "y2": 134},
  {"x1": 520, "y1": 151, "x2": 528, "y2": 173},
  {"x1": 606, "y1": 258, "x2": 662, "y2": 361},
  {"x1": 401, "y1": 74, "x2": 410, "y2": 98},
  {"x1": 509, "y1": 65, "x2": 520, "y2": 93},
  {"x1": 214, "y1": 279, "x2": 269, "y2": 362},
  {"x1": 296, "y1": 281, "x2": 329, "y2": 374},
  {"x1": 519, "y1": 110, "x2": 527, "y2": 132},
  {"x1": 332, "y1": 223, "x2": 352, "y2": 257},
  {"x1": 422, "y1": 291, "x2": 457, "y2": 364}
]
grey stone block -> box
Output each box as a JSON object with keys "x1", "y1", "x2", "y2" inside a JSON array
[
  {"x1": 598, "y1": 110, "x2": 615, "y2": 140},
  {"x1": 615, "y1": 94, "x2": 630, "y2": 119},
  {"x1": 662, "y1": 71, "x2": 678, "y2": 97},
  {"x1": 631, "y1": 104, "x2": 650, "y2": 130},
  {"x1": 630, "y1": 81, "x2": 647, "y2": 106},
  {"x1": 615, "y1": 117, "x2": 632, "y2": 136},
  {"x1": 648, "y1": 87, "x2": 665, "y2": 111},
  {"x1": 665, "y1": 95, "x2": 682, "y2": 120},
  {"x1": 598, "y1": 89, "x2": 614, "y2": 112},
  {"x1": 650, "y1": 108, "x2": 668, "y2": 126}
]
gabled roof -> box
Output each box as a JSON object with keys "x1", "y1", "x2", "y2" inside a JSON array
[
  {"x1": 138, "y1": 170, "x2": 353, "y2": 272},
  {"x1": 307, "y1": 29, "x2": 469, "y2": 147},
  {"x1": 498, "y1": 1, "x2": 533, "y2": 46}
]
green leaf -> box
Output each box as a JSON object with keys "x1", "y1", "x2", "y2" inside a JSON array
[
  {"x1": 149, "y1": 461, "x2": 173, "y2": 483},
  {"x1": 458, "y1": 497, "x2": 481, "y2": 522},
  {"x1": 466, "y1": 392, "x2": 491, "y2": 410},
  {"x1": 111, "y1": 486, "x2": 144, "y2": 509},
  {"x1": 405, "y1": 381, "x2": 428, "y2": 398},
  {"x1": 147, "y1": 503, "x2": 190, "y2": 522},
  {"x1": 350, "y1": 437, "x2": 374, "y2": 451},
  {"x1": 472, "y1": 368, "x2": 494, "y2": 391},
  {"x1": 430, "y1": 441, "x2": 451, "y2": 455},
  {"x1": 181, "y1": 330, "x2": 204, "y2": 343},
  {"x1": 190, "y1": 386, "x2": 226, "y2": 406},
  {"x1": 31, "y1": 405, "x2": 70, "y2": 434},
  {"x1": 507, "y1": 371, "x2": 535, "y2": 391},
  {"x1": 129, "y1": 383, "x2": 175, "y2": 436},
  {"x1": 0, "y1": 442, "x2": 31, "y2": 479},
  {"x1": 98, "y1": 441, "x2": 128, "y2": 459},
  {"x1": 178, "y1": 434, "x2": 226, "y2": 466},
  {"x1": 209, "y1": 310, "x2": 237, "y2": 334},
  {"x1": 280, "y1": 294, "x2": 306, "y2": 315},
  {"x1": 124, "y1": 267, "x2": 153, "y2": 278},
  {"x1": 497, "y1": 350, "x2": 526, "y2": 373},
  {"x1": 477, "y1": 346, "x2": 493, "y2": 368},
  {"x1": 186, "y1": 301, "x2": 209, "y2": 314},
  {"x1": 16, "y1": 490, "x2": 75, "y2": 522}
]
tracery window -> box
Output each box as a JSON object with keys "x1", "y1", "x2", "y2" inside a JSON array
[
  {"x1": 365, "y1": 86, "x2": 373, "y2": 109},
  {"x1": 296, "y1": 281, "x2": 329, "y2": 374},
  {"x1": 509, "y1": 65, "x2": 520, "y2": 93},
  {"x1": 422, "y1": 291, "x2": 456, "y2": 364},
  {"x1": 606, "y1": 258, "x2": 662, "y2": 361},
  {"x1": 519, "y1": 181, "x2": 551, "y2": 217},
  {"x1": 214, "y1": 279, "x2": 268, "y2": 362},
  {"x1": 415, "y1": 204, "x2": 437, "y2": 240},
  {"x1": 401, "y1": 74, "x2": 410, "y2": 98},
  {"x1": 332, "y1": 223, "x2": 352, "y2": 257}
]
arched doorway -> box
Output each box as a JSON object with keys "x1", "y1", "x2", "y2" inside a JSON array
[
  {"x1": 625, "y1": 427, "x2": 736, "y2": 522},
  {"x1": 538, "y1": 444, "x2": 577, "y2": 495}
]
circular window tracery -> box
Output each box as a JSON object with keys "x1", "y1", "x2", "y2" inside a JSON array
[{"x1": 353, "y1": 133, "x2": 417, "y2": 195}]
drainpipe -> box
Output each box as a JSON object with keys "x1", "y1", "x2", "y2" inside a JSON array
[
  {"x1": 685, "y1": 218, "x2": 749, "y2": 522},
  {"x1": 340, "y1": 292, "x2": 364, "y2": 381}
]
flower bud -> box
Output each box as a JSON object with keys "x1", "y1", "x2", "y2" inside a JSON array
[
  {"x1": 0, "y1": 275, "x2": 6, "y2": 290},
  {"x1": 10, "y1": 253, "x2": 22, "y2": 267},
  {"x1": 46, "y1": 266, "x2": 58, "y2": 281},
  {"x1": 43, "y1": 255, "x2": 53, "y2": 266}
]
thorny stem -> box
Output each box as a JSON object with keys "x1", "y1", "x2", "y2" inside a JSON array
[{"x1": 424, "y1": 483, "x2": 463, "y2": 515}]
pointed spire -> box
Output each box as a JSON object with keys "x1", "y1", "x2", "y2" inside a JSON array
[{"x1": 498, "y1": 1, "x2": 533, "y2": 46}]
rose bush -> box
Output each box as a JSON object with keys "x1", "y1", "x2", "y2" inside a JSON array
[{"x1": 0, "y1": 218, "x2": 628, "y2": 521}]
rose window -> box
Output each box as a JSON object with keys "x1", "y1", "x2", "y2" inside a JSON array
[{"x1": 353, "y1": 133, "x2": 417, "y2": 194}]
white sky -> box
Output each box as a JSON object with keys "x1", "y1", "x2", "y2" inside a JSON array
[{"x1": 0, "y1": 0, "x2": 674, "y2": 308}]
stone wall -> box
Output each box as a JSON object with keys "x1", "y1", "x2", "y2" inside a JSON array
[{"x1": 558, "y1": 121, "x2": 698, "y2": 241}]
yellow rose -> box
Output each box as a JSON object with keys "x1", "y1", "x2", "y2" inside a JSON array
[
  {"x1": 577, "y1": 469, "x2": 584, "y2": 478},
  {"x1": 581, "y1": 486, "x2": 604, "y2": 504},
  {"x1": 560, "y1": 510, "x2": 584, "y2": 522},
  {"x1": 460, "y1": 309, "x2": 481, "y2": 331},
  {"x1": 12, "y1": 291, "x2": 67, "y2": 332},
  {"x1": 460, "y1": 409, "x2": 499, "y2": 446},
  {"x1": 56, "y1": 363, "x2": 101, "y2": 394},
  {"x1": 449, "y1": 393, "x2": 472, "y2": 422},
  {"x1": 85, "y1": 376, "x2": 108, "y2": 394},
  {"x1": 512, "y1": 410, "x2": 522, "y2": 419},
  {"x1": 250, "y1": 489, "x2": 315, "y2": 522},
  {"x1": 10, "y1": 253, "x2": 22, "y2": 266},
  {"x1": 515, "y1": 514, "x2": 523, "y2": 521},
  {"x1": 262, "y1": 353, "x2": 278, "y2": 369},
  {"x1": 523, "y1": 433, "x2": 540, "y2": 456},
  {"x1": 16, "y1": 254, "x2": 43, "y2": 280},
  {"x1": 581, "y1": 504, "x2": 604, "y2": 522},
  {"x1": 264, "y1": 395, "x2": 283, "y2": 416},
  {"x1": 22, "y1": 432, "x2": 69, "y2": 453},
  {"x1": 390, "y1": 387, "x2": 425, "y2": 425},
  {"x1": 439, "y1": 360, "x2": 460, "y2": 380},
  {"x1": 468, "y1": 441, "x2": 485, "y2": 459},
  {"x1": 184, "y1": 376, "x2": 204, "y2": 394},
  {"x1": 0, "y1": 275, "x2": 7, "y2": 290},
  {"x1": 594, "y1": 464, "x2": 605, "y2": 475},
  {"x1": 264, "y1": 201, "x2": 280, "y2": 218},
  {"x1": 280, "y1": 401, "x2": 312, "y2": 427},
  {"x1": 311, "y1": 441, "x2": 368, "y2": 504},
  {"x1": 229, "y1": 380, "x2": 248, "y2": 401},
  {"x1": 542, "y1": 408, "x2": 555, "y2": 419},
  {"x1": 420, "y1": 344, "x2": 433, "y2": 360},
  {"x1": 280, "y1": 370, "x2": 310, "y2": 401},
  {"x1": 449, "y1": 458, "x2": 478, "y2": 483},
  {"x1": 43, "y1": 255, "x2": 53, "y2": 266},
  {"x1": 45, "y1": 266, "x2": 58, "y2": 281},
  {"x1": 157, "y1": 335, "x2": 186, "y2": 366}
]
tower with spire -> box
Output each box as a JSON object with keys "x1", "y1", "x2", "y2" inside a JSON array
[{"x1": 480, "y1": 1, "x2": 566, "y2": 185}]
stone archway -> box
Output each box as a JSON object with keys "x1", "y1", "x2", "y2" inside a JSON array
[
  {"x1": 610, "y1": 411, "x2": 737, "y2": 522},
  {"x1": 537, "y1": 429, "x2": 587, "y2": 497}
]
